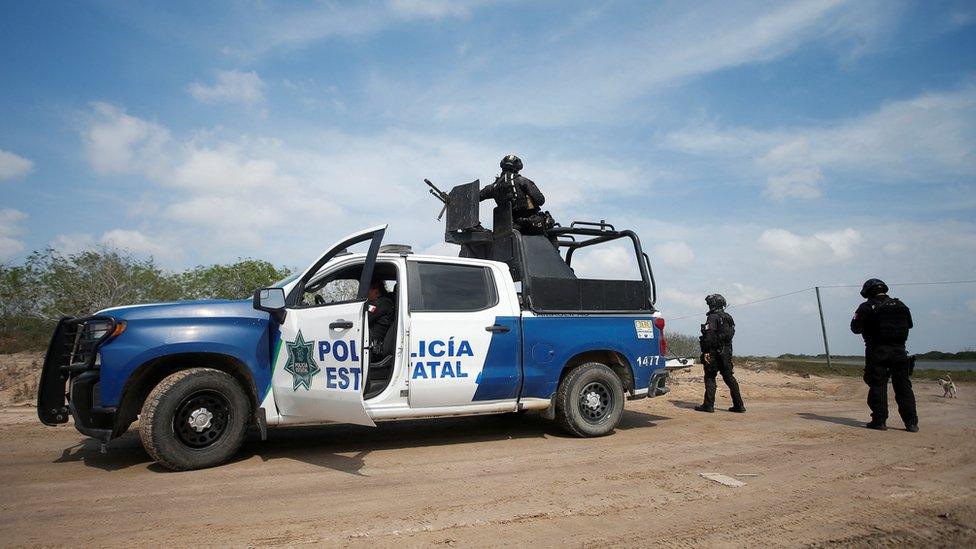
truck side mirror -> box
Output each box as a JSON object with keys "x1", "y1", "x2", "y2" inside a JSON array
[{"x1": 253, "y1": 288, "x2": 286, "y2": 323}]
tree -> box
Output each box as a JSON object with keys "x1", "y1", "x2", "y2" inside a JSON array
[
  {"x1": 176, "y1": 259, "x2": 292, "y2": 300},
  {"x1": 0, "y1": 262, "x2": 38, "y2": 318},
  {"x1": 27, "y1": 247, "x2": 181, "y2": 320},
  {"x1": 0, "y1": 262, "x2": 49, "y2": 350},
  {"x1": 666, "y1": 332, "x2": 700, "y2": 358}
]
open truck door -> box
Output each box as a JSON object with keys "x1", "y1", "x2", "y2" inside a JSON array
[{"x1": 266, "y1": 225, "x2": 387, "y2": 426}]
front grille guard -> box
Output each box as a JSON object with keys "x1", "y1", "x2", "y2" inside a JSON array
[{"x1": 37, "y1": 316, "x2": 117, "y2": 425}]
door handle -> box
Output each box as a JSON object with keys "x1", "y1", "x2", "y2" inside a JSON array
[
  {"x1": 330, "y1": 320, "x2": 354, "y2": 330},
  {"x1": 485, "y1": 324, "x2": 510, "y2": 333}
]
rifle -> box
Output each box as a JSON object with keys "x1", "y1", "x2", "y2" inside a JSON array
[{"x1": 425, "y1": 179, "x2": 450, "y2": 221}]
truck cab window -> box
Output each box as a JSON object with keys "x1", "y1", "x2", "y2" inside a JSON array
[
  {"x1": 408, "y1": 262, "x2": 497, "y2": 312},
  {"x1": 302, "y1": 271, "x2": 359, "y2": 307}
]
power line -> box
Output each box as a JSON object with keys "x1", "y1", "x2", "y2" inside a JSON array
[
  {"x1": 816, "y1": 279, "x2": 976, "y2": 288},
  {"x1": 662, "y1": 278, "x2": 976, "y2": 322},
  {"x1": 666, "y1": 287, "x2": 814, "y2": 321}
]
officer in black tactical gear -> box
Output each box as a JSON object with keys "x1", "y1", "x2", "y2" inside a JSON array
[
  {"x1": 479, "y1": 155, "x2": 554, "y2": 235},
  {"x1": 696, "y1": 294, "x2": 746, "y2": 413},
  {"x1": 366, "y1": 278, "x2": 395, "y2": 358},
  {"x1": 851, "y1": 278, "x2": 918, "y2": 432}
]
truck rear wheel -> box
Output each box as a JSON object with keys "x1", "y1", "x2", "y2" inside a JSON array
[
  {"x1": 139, "y1": 368, "x2": 250, "y2": 471},
  {"x1": 555, "y1": 362, "x2": 624, "y2": 437}
]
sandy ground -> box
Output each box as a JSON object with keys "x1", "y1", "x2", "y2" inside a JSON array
[{"x1": 0, "y1": 366, "x2": 973, "y2": 548}]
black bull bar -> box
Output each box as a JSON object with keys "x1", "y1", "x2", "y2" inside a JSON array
[{"x1": 37, "y1": 316, "x2": 119, "y2": 442}]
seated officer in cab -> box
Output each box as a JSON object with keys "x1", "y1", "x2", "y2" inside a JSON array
[{"x1": 366, "y1": 278, "x2": 395, "y2": 359}]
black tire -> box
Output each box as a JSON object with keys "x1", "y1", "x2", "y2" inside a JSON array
[
  {"x1": 139, "y1": 368, "x2": 250, "y2": 471},
  {"x1": 555, "y1": 362, "x2": 625, "y2": 437}
]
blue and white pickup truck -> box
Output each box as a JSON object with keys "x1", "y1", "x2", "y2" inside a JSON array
[{"x1": 39, "y1": 215, "x2": 669, "y2": 470}]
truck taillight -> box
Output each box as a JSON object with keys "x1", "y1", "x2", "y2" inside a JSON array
[{"x1": 654, "y1": 317, "x2": 667, "y2": 356}]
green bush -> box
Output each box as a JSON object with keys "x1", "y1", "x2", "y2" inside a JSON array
[
  {"x1": 765, "y1": 358, "x2": 975, "y2": 382},
  {"x1": 0, "y1": 249, "x2": 291, "y2": 354},
  {"x1": 665, "y1": 332, "x2": 699, "y2": 358}
]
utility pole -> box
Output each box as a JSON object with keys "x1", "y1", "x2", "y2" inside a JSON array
[{"x1": 815, "y1": 286, "x2": 832, "y2": 368}]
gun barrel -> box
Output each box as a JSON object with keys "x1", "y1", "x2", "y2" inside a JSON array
[
  {"x1": 428, "y1": 189, "x2": 448, "y2": 204},
  {"x1": 425, "y1": 179, "x2": 450, "y2": 203}
]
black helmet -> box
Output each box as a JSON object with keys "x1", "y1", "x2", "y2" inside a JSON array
[
  {"x1": 705, "y1": 293, "x2": 726, "y2": 310},
  {"x1": 500, "y1": 154, "x2": 523, "y2": 173},
  {"x1": 860, "y1": 278, "x2": 888, "y2": 298}
]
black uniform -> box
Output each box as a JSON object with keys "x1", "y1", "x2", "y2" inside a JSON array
[
  {"x1": 366, "y1": 295, "x2": 395, "y2": 357},
  {"x1": 699, "y1": 308, "x2": 745, "y2": 411},
  {"x1": 479, "y1": 172, "x2": 551, "y2": 235},
  {"x1": 850, "y1": 295, "x2": 917, "y2": 428}
]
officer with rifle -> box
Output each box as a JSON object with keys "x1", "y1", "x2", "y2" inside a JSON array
[
  {"x1": 851, "y1": 278, "x2": 918, "y2": 432},
  {"x1": 696, "y1": 294, "x2": 746, "y2": 413}
]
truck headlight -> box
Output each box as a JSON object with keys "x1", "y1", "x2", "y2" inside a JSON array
[{"x1": 86, "y1": 320, "x2": 126, "y2": 340}]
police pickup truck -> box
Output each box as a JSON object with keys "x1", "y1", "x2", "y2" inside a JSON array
[{"x1": 38, "y1": 182, "x2": 667, "y2": 470}]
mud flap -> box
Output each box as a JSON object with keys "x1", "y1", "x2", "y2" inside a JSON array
[{"x1": 256, "y1": 407, "x2": 268, "y2": 441}]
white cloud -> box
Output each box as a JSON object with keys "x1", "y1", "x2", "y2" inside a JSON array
[
  {"x1": 661, "y1": 288, "x2": 704, "y2": 311},
  {"x1": 882, "y1": 242, "x2": 906, "y2": 255},
  {"x1": 214, "y1": 0, "x2": 498, "y2": 58},
  {"x1": 394, "y1": 0, "x2": 892, "y2": 127},
  {"x1": 76, "y1": 104, "x2": 646, "y2": 262},
  {"x1": 51, "y1": 230, "x2": 176, "y2": 261},
  {"x1": 170, "y1": 144, "x2": 293, "y2": 191},
  {"x1": 759, "y1": 87, "x2": 976, "y2": 178},
  {"x1": 188, "y1": 70, "x2": 266, "y2": 106},
  {"x1": 727, "y1": 282, "x2": 773, "y2": 304},
  {"x1": 665, "y1": 86, "x2": 976, "y2": 199},
  {"x1": 389, "y1": 0, "x2": 486, "y2": 19},
  {"x1": 764, "y1": 167, "x2": 824, "y2": 201},
  {"x1": 420, "y1": 241, "x2": 461, "y2": 257},
  {"x1": 51, "y1": 233, "x2": 96, "y2": 255},
  {"x1": 0, "y1": 208, "x2": 27, "y2": 258},
  {"x1": 83, "y1": 102, "x2": 171, "y2": 176},
  {"x1": 99, "y1": 229, "x2": 174, "y2": 260},
  {"x1": 758, "y1": 227, "x2": 862, "y2": 268},
  {"x1": 653, "y1": 241, "x2": 695, "y2": 269},
  {"x1": 565, "y1": 244, "x2": 642, "y2": 280},
  {"x1": 0, "y1": 149, "x2": 34, "y2": 181}
]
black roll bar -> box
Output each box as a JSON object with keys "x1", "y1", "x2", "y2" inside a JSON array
[{"x1": 548, "y1": 224, "x2": 656, "y2": 308}]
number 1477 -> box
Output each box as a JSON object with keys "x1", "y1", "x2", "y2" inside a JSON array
[{"x1": 636, "y1": 355, "x2": 662, "y2": 367}]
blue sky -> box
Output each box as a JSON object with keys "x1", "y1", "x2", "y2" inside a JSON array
[{"x1": 1, "y1": 0, "x2": 974, "y2": 355}]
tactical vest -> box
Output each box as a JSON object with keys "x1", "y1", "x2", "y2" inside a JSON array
[
  {"x1": 495, "y1": 173, "x2": 531, "y2": 212},
  {"x1": 866, "y1": 298, "x2": 911, "y2": 346},
  {"x1": 700, "y1": 311, "x2": 735, "y2": 353}
]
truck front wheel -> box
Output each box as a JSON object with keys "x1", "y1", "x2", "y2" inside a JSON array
[
  {"x1": 139, "y1": 368, "x2": 250, "y2": 471},
  {"x1": 555, "y1": 362, "x2": 625, "y2": 437}
]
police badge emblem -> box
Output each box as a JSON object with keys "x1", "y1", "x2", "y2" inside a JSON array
[{"x1": 283, "y1": 330, "x2": 320, "y2": 390}]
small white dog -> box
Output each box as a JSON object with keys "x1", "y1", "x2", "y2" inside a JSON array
[{"x1": 938, "y1": 374, "x2": 957, "y2": 399}]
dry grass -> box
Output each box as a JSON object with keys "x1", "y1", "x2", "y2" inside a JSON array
[{"x1": 0, "y1": 352, "x2": 42, "y2": 407}]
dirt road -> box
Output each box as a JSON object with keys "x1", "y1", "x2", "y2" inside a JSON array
[{"x1": 1, "y1": 368, "x2": 974, "y2": 547}]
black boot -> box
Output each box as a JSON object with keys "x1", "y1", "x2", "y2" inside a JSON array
[
  {"x1": 721, "y1": 369, "x2": 745, "y2": 411},
  {"x1": 701, "y1": 376, "x2": 717, "y2": 413},
  {"x1": 865, "y1": 421, "x2": 887, "y2": 431}
]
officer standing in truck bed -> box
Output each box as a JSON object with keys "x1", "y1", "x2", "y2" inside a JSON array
[{"x1": 479, "y1": 154, "x2": 554, "y2": 235}]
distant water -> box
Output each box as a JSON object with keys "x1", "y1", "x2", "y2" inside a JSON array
[
  {"x1": 914, "y1": 360, "x2": 976, "y2": 372},
  {"x1": 810, "y1": 358, "x2": 976, "y2": 372}
]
